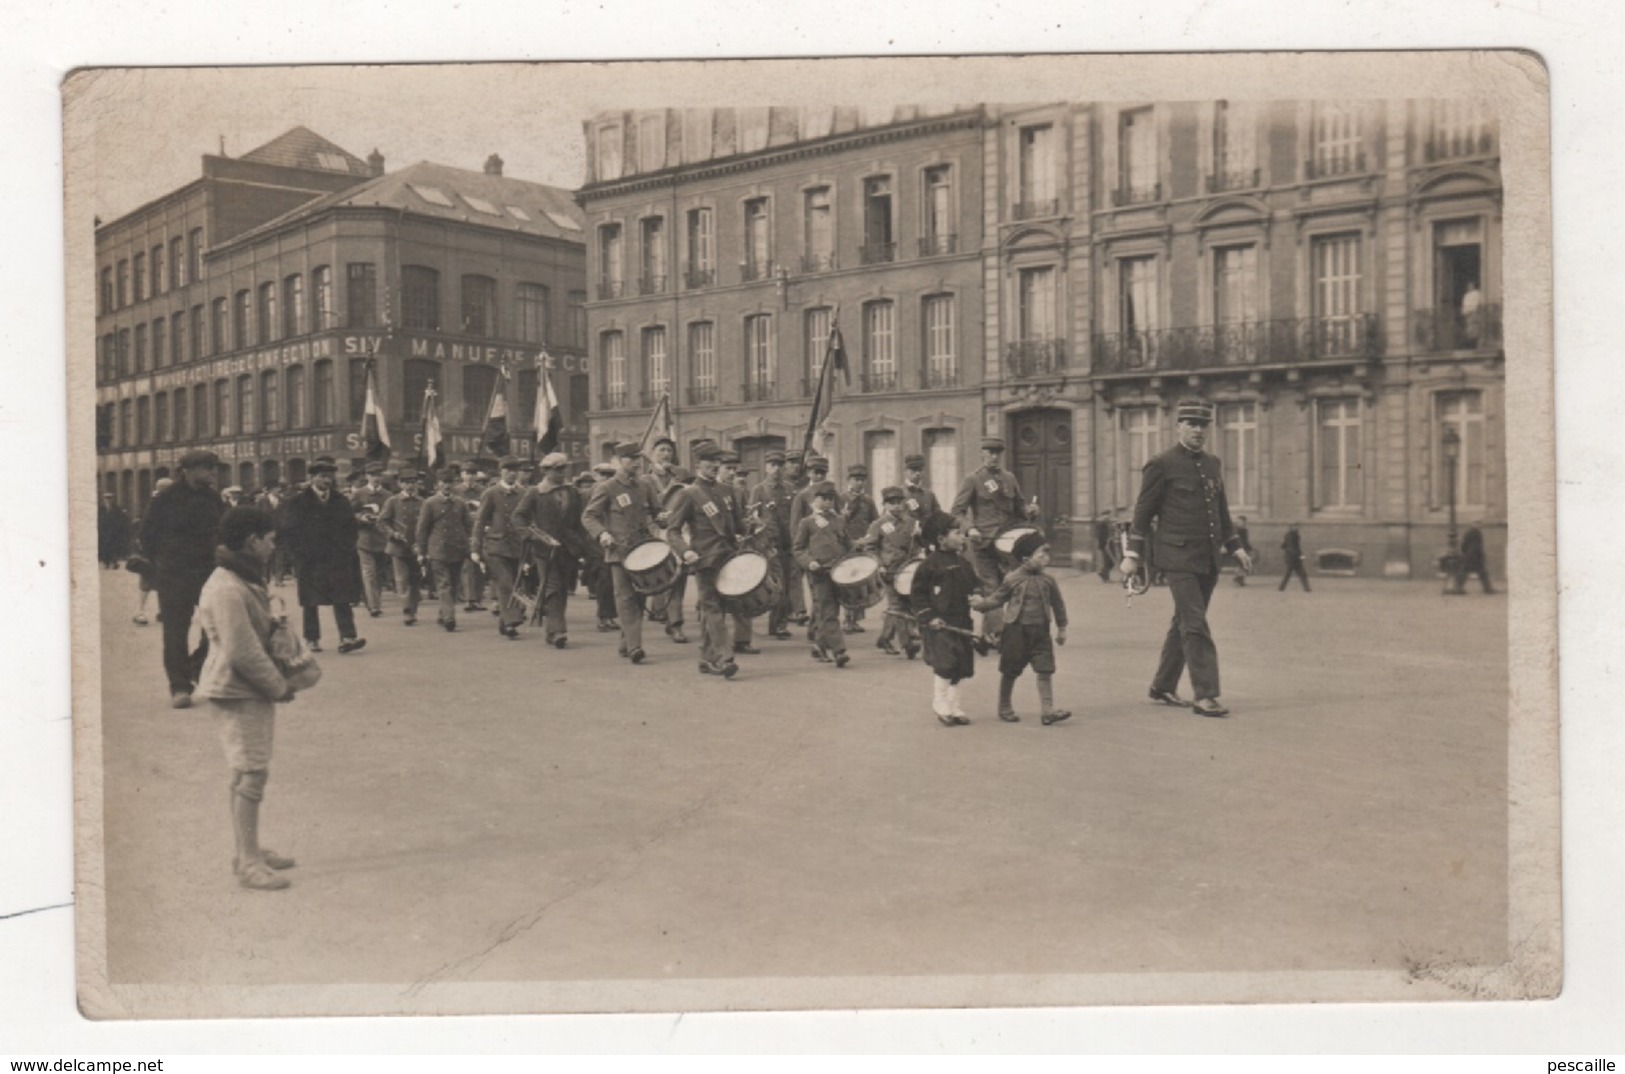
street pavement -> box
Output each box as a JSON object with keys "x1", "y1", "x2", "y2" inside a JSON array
[{"x1": 90, "y1": 564, "x2": 1509, "y2": 1007}]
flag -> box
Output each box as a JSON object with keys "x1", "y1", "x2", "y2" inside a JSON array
[
  {"x1": 802, "y1": 313, "x2": 849, "y2": 456},
  {"x1": 533, "y1": 363, "x2": 562, "y2": 455},
  {"x1": 360, "y1": 359, "x2": 391, "y2": 465},
  {"x1": 421, "y1": 381, "x2": 445, "y2": 471},
  {"x1": 639, "y1": 392, "x2": 675, "y2": 459},
  {"x1": 481, "y1": 365, "x2": 511, "y2": 457}
]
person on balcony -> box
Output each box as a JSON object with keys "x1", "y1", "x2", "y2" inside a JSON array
[{"x1": 1459, "y1": 280, "x2": 1484, "y2": 348}]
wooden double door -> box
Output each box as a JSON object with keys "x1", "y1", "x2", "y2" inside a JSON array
[{"x1": 1007, "y1": 408, "x2": 1074, "y2": 560}]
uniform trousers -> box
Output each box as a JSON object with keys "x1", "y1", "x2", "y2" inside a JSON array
[
  {"x1": 877, "y1": 581, "x2": 916, "y2": 651},
  {"x1": 786, "y1": 559, "x2": 808, "y2": 619},
  {"x1": 692, "y1": 566, "x2": 734, "y2": 666},
  {"x1": 428, "y1": 559, "x2": 462, "y2": 624},
  {"x1": 485, "y1": 553, "x2": 524, "y2": 629},
  {"x1": 532, "y1": 553, "x2": 571, "y2": 637},
  {"x1": 358, "y1": 549, "x2": 388, "y2": 613},
  {"x1": 461, "y1": 558, "x2": 487, "y2": 606},
  {"x1": 807, "y1": 571, "x2": 845, "y2": 656},
  {"x1": 767, "y1": 550, "x2": 794, "y2": 634},
  {"x1": 156, "y1": 573, "x2": 210, "y2": 693},
  {"x1": 1151, "y1": 569, "x2": 1223, "y2": 701},
  {"x1": 390, "y1": 555, "x2": 422, "y2": 617},
  {"x1": 648, "y1": 570, "x2": 687, "y2": 628},
  {"x1": 608, "y1": 564, "x2": 646, "y2": 652}
]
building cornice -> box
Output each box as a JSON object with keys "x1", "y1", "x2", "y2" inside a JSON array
[{"x1": 208, "y1": 203, "x2": 586, "y2": 259}]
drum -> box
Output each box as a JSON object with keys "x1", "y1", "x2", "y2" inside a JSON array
[
  {"x1": 623, "y1": 538, "x2": 680, "y2": 596},
  {"x1": 829, "y1": 553, "x2": 885, "y2": 610},
  {"x1": 891, "y1": 555, "x2": 926, "y2": 597},
  {"x1": 716, "y1": 550, "x2": 781, "y2": 618},
  {"x1": 993, "y1": 525, "x2": 1041, "y2": 557}
]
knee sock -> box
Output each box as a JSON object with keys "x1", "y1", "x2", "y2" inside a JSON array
[
  {"x1": 1037, "y1": 673, "x2": 1054, "y2": 715},
  {"x1": 932, "y1": 676, "x2": 949, "y2": 715},
  {"x1": 946, "y1": 681, "x2": 965, "y2": 716},
  {"x1": 998, "y1": 673, "x2": 1016, "y2": 715}
]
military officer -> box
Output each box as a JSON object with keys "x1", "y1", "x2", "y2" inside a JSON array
[
  {"x1": 952, "y1": 436, "x2": 1041, "y2": 639},
  {"x1": 582, "y1": 441, "x2": 663, "y2": 663},
  {"x1": 474, "y1": 456, "x2": 529, "y2": 639},
  {"x1": 1119, "y1": 398, "x2": 1252, "y2": 718},
  {"x1": 666, "y1": 443, "x2": 746, "y2": 679}
]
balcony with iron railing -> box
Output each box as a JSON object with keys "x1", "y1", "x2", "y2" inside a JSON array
[
  {"x1": 596, "y1": 280, "x2": 625, "y2": 300},
  {"x1": 639, "y1": 387, "x2": 671, "y2": 408},
  {"x1": 859, "y1": 242, "x2": 897, "y2": 266},
  {"x1": 1423, "y1": 130, "x2": 1496, "y2": 163},
  {"x1": 1304, "y1": 150, "x2": 1369, "y2": 180},
  {"x1": 1094, "y1": 314, "x2": 1384, "y2": 375},
  {"x1": 922, "y1": 364, "x2": 960, "y2": 389},
  {"x1": 1005, "y1": 338, "x2": 1068, "y2": 378},
  {"x1": 1412, "y1": 304, "x2": 1502, "y2": 354},
  {"x1": 684, "y1": 266, "x2": 715, "y2": 289},
  {"x1": 918, "y1": 234, "x2": 958, "y2": 257},
  {"x1": 740, "y1": 261, "x2": 776, "y2": 283},
  {"x1": 859, "y1": 370, "x2": 900, "y2": 393},
  {"x1": 1012, "y1": 199, "x2": 1059, "y2": 221},
  {"x1": 1206, "y1": 167, "x2": 1262, "y2": 193},
  {"x1": 599, "y1": 388, "x2": 630, "y2": 410},
  {"x1": 1111, "y1": 183, "x2": 1162, "y2": 208},
  {"x1": 686, "y1": 384, "x2": 720, "y2": 406},
  {"x1": 800, "y1": 252, "x2": 837, "y2": 274},
  {"x1": 638, "y1": 274, "x2": 667, "y2": 296},
  {"x1": 740, "y1": 380, "x2": 777, "y2": 403}
]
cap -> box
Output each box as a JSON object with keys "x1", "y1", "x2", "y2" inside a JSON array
[
  {"x1": 1011, "y1": 530, "x2": 1048, "y2": 561},
  {"x1": 365, "y1": 461, "x2": 385, "y2": 475},
  {"x1": 715, "y1": 450, "x2": 740, "y2": 465},
  {"x1": 764, "y1": 450, "x2": 786, "y2": 465},
  {"x1": 903, "y1": 453, "x2": 926, "y2": 469},
  {"x1": 177, "y1": 448, "x2": 220, "y2": 470},
  {"x1": 785, "y1": 449, "x2": 806, "y2": 463},
  {"x1": 460, "y1": 460, "x2": 479, "y2": 473},
  {"x1": 611, "y1": 440, "x2": 643, "y2": 459},
  {"x1": 805, "y1": 454, "x2": 829, "y2": 473},
  {"x1": 651, "y1": 435, "x2": 677, "y2": 450},
  {"x1": 881, "y1": 486, "x2": 905, "y2": 502},
  {"x1": 499, "y1": 456, "x2": 524, "y2": 471},
  {"x1": 693, "y1": 442, "x2": 724, "y2": 462},
  {"x1": 1175, "y1": 398, "x2": 1214, "y2": 425},
  {"x1": 308, "y1": 456, "x2": 339, "y2": 474},
  {"x1": 809, "y1": 480, "x2": 838, "y2": 498},
  {"x1": 980, "y1": 436, "x2": 1006, "y2": 453},
  {"x1": 846, "y1": 464, "x2": 868, "y2": 479},
  {"x1": 592, "y1": 462, "x2": 618, "y2": 477},
  {"x1": 573, "y1": 470, "x2": 598, "y2": 485},
  {"x1": 396, "y1": 468, "x2": 419, "y2": 482},
  {"x1": 440, "y1": 467, "x2": 463, "y2": 483},
  {"x1": 539, "y1": 452, "x2": 570, "y2": 469}
]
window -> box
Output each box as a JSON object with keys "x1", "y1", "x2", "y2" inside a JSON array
[
  {"x1": 803, "y1": 187, "x2": 833, "y2": 271},
  {"x1": 739, "y1": 107, "x2": 770, "y2": 153},
  {"x1": 347, "y1": 264, "x2": 378, "y2": 328},
  {"x1": 185, "y1": 228, "x2": 204, "y2": 283},
  {"x1": 150, "y1": 246, "x2": 164, "y2": 296},
  {"x1": 257, "y1": 281, "x2": 278, "y2": 345},
  {"x1": 173, "y1": 388, "x2": 188, "y2": 442},
  {"x1": 170, "y1": 236, "x2": 184, "y2": 289},
  {"x1": 1315, "y1": 398, "x2": 1363, "y2": 510},
  {"x1": 1311, "y1": 233, "x2": 1362, "y2": 355},
  {"x1": 117, "y1": 260, "x2": 129, "y2": 307},
  {"x1": 516, "y1": 369, "x2": 538, "y2": 432},
  {"x1": 601, "y1": 331, "x2": 627, "y2": 408},
  {"x1": 233, "y1": 289, "x2": 250, "y2": 350},
  {"x1": 1217, "y1": 401, "x2": 1260, "y2": 509},
  {"x1": 98, "y1": 334, "x2": 113, "y2": 382},
  {"x1": 643, "y1": 326, "x2": 670, "y2": 400},
  {"x1": 640, "y1": 217, "x2": 667, "y2": 293},
  {"x1": 865, "y1": 429, "x2": 899, "y2": 496},
  {"x1": 401, "y1": 266, "x2": 440, "y2": 331},
  {"x1": 170, "y1": 312, "x2": 185, "y2": 366},
  {"x1": 1020, "y1": 266, "x2": 1058, "y2": 341},
  {"x1": 284, "y1": 274, "x2": 305, "y2": 337},
  {"x1": 682, "y1": 110, "x2": 712, "y2": 162},
  {"x1": 211, "y1": 298, "x2": 228, "y2": 355},
  {"x1": 744, "y1": 315, "x2": 773, "y2": 398},
  {"x1": 598, "y1": 224, "x2": 624, "y2": 298},
  {"x1": 804, "y1": 306, "x2": 832, "y2": 391},
  {"x1": 461, "y1": 364, "x2": 497, "y2": 425},
  {"x1": 313, "y1": 266, "x2": 336, "y2": 329},
  {"x1": 686, "y1": 207, "x2": 715, "y2": 285},
  {"x1": 744, "y1": 198, "x2": 771, "y2": 278},
  {"x1": 1212, "y1": 101, "x2": 1258, "y2": 189},
  {"x1": 1118, "y1": 406, "x2": 1162, "y2": 508},
  {"x1": 214, "y1": 380, "x2": 230, "y2": 437},
  {"x1": 1213, "y1": 244, "x2": 1259, "y2": 362},
  {"x1": 922, "y1": 166, "x2": 954, "y2": 254},
  {"x1": 1431, "y1": 218, "x2": 1487, "y2": 350},
  {"x1": 1118, "y1": 107, "x2": 1158, "y2": 203},
  {"x1": 119, "y1": 399, "x2": 132, "y2": 448},
  {"x1": 153, "y1": 394, "x2": 168, "y2": 443},
  {"x1": 116, "y1": 328, "x2": 130, "y2": 376},
  {"x1": 192, "y1": 384, "x2": 208, "y2": 439},
  {"x1": 100, "y1": 268, "x2": 113, "y2": 314},
  {"x1": 637, "y1": 114, "x2": 665, "y2": 171},
  {"x1": 260, "y1": 370, "x2": 280, "y2": 431},
  {"x1": 404, "y1": 359, "x2": 440, "y2": 423},
  {"x1": 1118, "y1": 256, "x2": 1159, "y2": 341},
  {"x1": 569, "y1": 374, "x2": 589, "y2": 423},
  {"x1": 862, "y1": 178, "x2": 894, "y2": 263},
  {"x1": 568, "y1": 290, "x2": 587, "y2": 348},
  {"x1": 1435, "y1": 391, "x2": 1486, "y2": 510},
  {"x1": 1428, "y1": 100, "x2": 1494, "y2": 162},
  {"x1": 516, "y1": 282, "x2": 549, "y2": 343},
  {"x1": 286, "y1": 365, "x2": 307, "y2": 429},
  {"x1": 348, "y1": 359, "x2": 370, "y2": 423},
  {"x1": 237, "y1": 374, "x2": 255, "y2": 435},
  {"x1": 1311, "y1": 102, "x2": 1365, "y2": 177},
  {"x1": 461, "y1": 275, "x2": 497, "y2": 336},
  {"x1": 863, "y1": 301, "x2": 896, "y2": 390},
  {"x1": 132, "y1": 253, "x2": 145, "y2": 303},
  {"x1": 689, "y1": 321, "x2": 717, "y2": 402},
  {"x1": 924, "y1": 428, "x2": 958, "y2": 496},
  {"x1": 134, "y1": 323, "x2": 147, "y2": 373},
  {"x1": 923, "y1": 295, "x2": 956, "y2": 387},
  {"x1": 312, "y1": 360, "x2": 334, "y2": 426},
  {"x1": 596, "y1": 123, "x2": 623, "y2": 181},
  {"x1": 1018, "y1": 124, "x2": 1055, "y2": 214},
  {"x1": 151, "y1": 318, "x2": 166, "y2": 369}
]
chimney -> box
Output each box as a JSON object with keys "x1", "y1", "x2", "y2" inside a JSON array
[
  {"x1": 367, "y1": 148, "x2": 385, "y2": 177},
  {"x1": 484, "y1": 153, "x2": 504, "y2": 177}
]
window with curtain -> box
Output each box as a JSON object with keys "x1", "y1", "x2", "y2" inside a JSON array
[
  {"x1": 233, "y1": 290, "x2": 250, "y2": 350},
  {"x1": 1315, "y1": 398, "x2": 1363, "y2": 509},
  {"x1": 644, "y1": 326, "x2": 670, "y2": 398},
  {"x1": 1118, "y1": 406, "x2": 1162, "y2": 508},
  {"x1": 347, "y1": 263, "x2": 377, "y2": 328},
  {"x1": 744, "y1": 315, "x2": 773, "y2": 395},
  {"x1": 236, "y1": 374, "x2": 255, "y2": 435},
  {"x1": 600, "y1": 333, "x2": 627, "y2": 408},
  {"x1": 461, "y1": 275, "x2": 497, "y2": 337},
  {"x1": 1435, "y1": 391, "x2": 1486, "y2": 510},
  {"x1": 1018, "y1": 124, "x2": 1055, "y2": 208},
  {"x1": 804, "y1": 307, "x2": 832, "y2": 389},
  {"x1": 286, "y1": 365, "x2": 306, "y2": 429},
  {"x1": 313, "y1": 266, "x2": 335, "y2": 329},
  {"x1": 516, "y1": 282, "x2": 549, "y2": 343},
  {"x1": 257, "y1": 281, "x2": 278, "y2": 345},
  {"x1": 1217, "y1": 401, "x2": 1259, "y2": 508},
  {"x1": 863, "y1": 301, "x2": 896, "y2": 388},
  {"x1": 312, "y1": 360, "x2": 334, "y2": 426},
  {"x1": 923, "y1": 294, "x2": 956, "y2": 386},
  {"x1": 260, "y1": 370, "x2": 280, "y2": 431},
  {"x1": 804, "y1": 187, "x2": 833, "y2": 269},
  {"x1": 283, "y1": 273, "x2": 305, "y2": 337}
]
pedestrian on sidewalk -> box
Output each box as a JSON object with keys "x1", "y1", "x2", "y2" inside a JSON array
[
  {"x1": 1232, "y1": 515, "x2": 1255, "y2": 586},
  {"x1": 975, "y1": 531, "x2": 1071, "y2": 726},
  {"x1": 139, "y1": 452, "x2": 225, "y2": 707},
  {"x1": 1279, "y1": 522, "x2": 1312, "y2": 593},
  {"x1": 1457, "y1": 521, "x2": 1495, "y2": 594}
]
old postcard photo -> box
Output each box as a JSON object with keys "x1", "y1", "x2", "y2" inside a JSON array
[{"x1": 63, "y1": 52, "x2": 1557, "y2": 1020}]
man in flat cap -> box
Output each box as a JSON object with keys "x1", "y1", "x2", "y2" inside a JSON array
[
  {"x1": 789, "y1": 455, "x2": 842, "y2": 642},
  {"x1": 353, "y1": 461, "x2": 394, "y2": 619},
  {"x1": 749, "y1": 449, "x2": 797, "y2": 640},
  {"x1": 840, "y1": 464, "x2": 878, "y2": 633},
  {"x1": 582, "y1": 441, "x2": 664, "y2": 663},
  {"x1": 1119, "y1": 399, "x2": 1251, "y2": 718},
  {"x1": 475, "y1": 456, "x2": 530, "y2": 639},
  {"x1": 858, "y1": 485, "x2": 921, "y2": 658},
  {"x1": 279, "y1": 456, "x2": 366, "y2": 655},
  {"x1": 416, "y1": 467, "x2": 472, "y2": 631},
  {"x1": 377, "y1": 468, "x2": 425, "y2": 626},
  {"x1": 138, "y1": 448, "x2": 226, "y2": 706},
  {"x1": 512, "y1": 452, "x2": 590, "y2": 646},
  {"x1": 901, "y1": 453, "x2": 941, "y2": 524},
  {"x1": 780, "y1": 449, "x2": 811, "y2": 627},
  {"x1": 952, "y1": 435, "x2": 1041, "y2": 640},
  {"x1": 665, "y1": 442, "x2": 746, "y2": 678},
  {"x1": 641, "y1": 435, "x2": 689, "y2": 645}
]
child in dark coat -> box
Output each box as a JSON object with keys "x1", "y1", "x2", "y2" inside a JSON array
[
  {"x1": 975, "y1": 530, "x2": 1071, "y2": 725},
  {"x1": 909, "y1": 512, "x2": 981, "y2": 726}
]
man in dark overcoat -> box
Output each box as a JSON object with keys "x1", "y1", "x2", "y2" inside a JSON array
[
  {"x1": 1119, "y1": 399, "x2": 1251, "y2": 718},
  {"x1": 279, "y1": 455, "x2": 366, "y2": 653},
  {"x1": 138, "y1": 449, "x2": 226, "y2": 706},
  {"x1": 1457, "y1": 521, "x2": 1494, "y2": 594},
  {"x1": 99, "y1": 492, "x2": 133, "y2": 568}
]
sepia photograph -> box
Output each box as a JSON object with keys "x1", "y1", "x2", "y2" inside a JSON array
[{"x1": 59, "y1": 50, "x2": 1560, "y2": 1025}]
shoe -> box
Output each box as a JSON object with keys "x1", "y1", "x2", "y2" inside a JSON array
[
  {"x1": 234, "y1": 850, "x2": 296, "y2": 874},
  {"x1": 876, "y1": 641, "x2": 900, "y2": 655},
  {"x1": 770, "y1": 630, "x2": 793, "y2": 640},
  {"x1": 733, "y1": 643, "x2": 760, "y2": 655},
  {"x1": 789, "y1": 613, "x2": 809, "y2": 626},
  {"x1": 132, "y1": 614, "x2": 149, "y2": 626},
  {"x1": 629, "y1": 647, "x2": 646, "y2": 664},
  {"x1": 1042, "y1": 710, "x2": 1073, "y2": 726},
  {"x1": 404, "y1": 616, "x2": 417, "y2": 626},
  {"x1": 607, "y1": 618, "x2": 621, "y2": 630},
  {"x1": 368, "y1": 608, "x2": 382, "y2": 618},
  {"x1": 834, "y1": 651, "x2": 850, "y2": 668},
  {"x1": 491, "y1": 606, "x2": 501, "y2": 616},
  {"x1": 904, "y1": 643, "x2": 920, "y2": 660},
  {"x1": 236, "y1": 859, "x2": 290, "y2": 891},
  {"x1": 307, "y1": 640, "x2": 322, "y2": 653},
  {"x1": 598, "y1": 619, "x2": 616, "y2": 632},
  {"x1": 546, "y1": 633, "x2": 568, "y2": 649},
  {"x1": 337, "y1": 637, "x2": 366, "y2": 654},
  {"x1": 937, "y1": 713, "x2": 971, "y2": 727},
  {"x1": 844, "y1": 622, "x2": 866, "y2": 634},
  {"x1": 170, "y1": 690, "x2": 193, "y2": 710},
  {"x1": 811, "y1": 647, "x2": 832, "y2": 663},
  {"x1": 501, "y1": 626, "x2": 520, "y2": 639},
  {"x1": 442, "y1": 620, "x2": 457, "y2": 633},
  {"x1": 1192, "y1": 698, "x2": 1230, "y2": 718},
  {"x1": 699, "y1": 660, "x2": 736, "y2": 678},
  {"x1": 648, "y1": 609, "x2": 668, "y2": 624},
  {"x1": 465, "y1": 603, "x2": 480, "y2": 612},
  {"x1": 666, "y1": 625, "x2": 689, "y2": 644},
  {"x1": 1148, "y1": 687, "x2": 1189, "y2": 707},
  {"x1": 998, "y1": 711, "x2": 1020, "y2": 723}
]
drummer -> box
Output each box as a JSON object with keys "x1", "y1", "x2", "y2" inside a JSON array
[
  {"x1": 952, "y1": 435, "x2": 1041, "y2": 641},
  {"x1": 901, "y1": 453, "x2": 941, "y2": 522},
  {"x1": 858, "y1": 486, "x2": 921, "y2": 659},
  {"x1": 642, "y1": 435, "x2": 690, "y2": 646},
  {"x1": 841, "y1": 465, "x2": 878, "y2": 635},
  {"x1": 790, "y1": 454, "x2": 842, "y2": 645},
  {"x1": 781, "y1": 449, "x2": 811, "y2": 627},
  {"x1": 793, "y1": 479, "x2": 852, "y2": 668},
  {"x1": 581, "y1": 441, "x2": 663, "y2": 665},
  {"x1": 665, "y1": 443, "x2": 745, "y2": 679},
  {"x1": 718, "y1": 453, "x2": 760, "y2": 657},
  {"x1": 748, "y1": 450, "x2": 797, "y2": 641}
]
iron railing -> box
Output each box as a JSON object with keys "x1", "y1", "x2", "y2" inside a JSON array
[
  {"x1": 1423, "y1": 131, "x2": 1496, "y2": 163},
  {"x1": 599, "y1": 389, "x2": 629, "y2": 410},
  {"x1": 859, "y1": 370, "x2": 900, "y2": 393},
  {"x1": 740, "y1": 261, "x2": 776, "y2": 282},
  {"x1": 639, "y1": 388, "x2": 671, "y2": 408},
  {"x1": 1206, "y1": 168, "x2": 1261, "y2": 193},
  {"x1": 1094, "y1": 314, "x2": 1384, "y2": 374},
  {"x1": 1304, "y1": 151, "x2": 1369, "y2": 180},
  {"x1": 596, "y1": 280, "x2": 624, "y2": 300},
  {"x1": 684, "y1": 267, "x2": 715, "y2": 289},
  {"x1": 686, "y1": 385, "x2": 720, "y2": 406},
  {"x1": 1111, "y1": 183, "x2": 1162, "y2": 207},
  {"x1": 922, "y1": 365, "x2": 960, "y2": 389},
  {"x1": 740, "y1": 381, "x2": 777, "y2": 403},
  {"x1": 1005, "y1": 338, "x2": 1068, "y2": 378},
  {"x1": 1412, "y1": 304, "x2": 1501, "y2": 353},
  {"x1": 638, "y1": 274, "x2": 667, "y2": 295},
  {"x1": 918, "y1": 234, "x2": 958, "y2": 256},
  {"x1": 859, "y1": 242, "x2": 896, "y2": 266},
  {"x1": 800, "y1": 253, "x2": 837, "y2": 274}
]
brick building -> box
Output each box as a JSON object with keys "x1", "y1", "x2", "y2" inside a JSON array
[{"x1": 94, "y1": 128, "x2": 588, "y2": 515}]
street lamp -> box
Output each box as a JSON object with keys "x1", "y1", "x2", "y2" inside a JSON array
[{"x1": 1441, "y1": 425, "x2": 1464, "y2": 594}]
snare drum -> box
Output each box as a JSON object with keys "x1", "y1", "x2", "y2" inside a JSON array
[
  {"x1": 891, "y1": 555, "x2": 926, "y2": 597},
  {"x1": 716, "y1": 550, "x2": 781, "y2": 618},
  {"x1": 829, "y1": 553, "x2": 886, "y2": 610},
  {"x1": 993, "y1": 525, "x2": 1041, "y2": 558},
  {"x1": 623, "y1": 538, "x2": 680, "y2": 596}
]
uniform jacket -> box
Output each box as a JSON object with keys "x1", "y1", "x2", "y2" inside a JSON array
[
  {"x1": 843, "y1": 491, "x2": 879, "y2": 544},
  {"x1": 513, "y1": 481, "x2": 590, "y2": 562},
  {"x1": 860, "y1": 512, "x2": 919, "y2": 572},
  {"x1": 952, "y1": 465, "x2": 1028, "y2": 538},
  {"x1": 475, "y1": 481, "x2": 527, "y2": 559},
  {"x1": 790, "y1": 483, "x2": 844, "y2": 540},
  {"x1": 416, "y1": 490, "x2": 471, "y2": 562},
  {"x1": 793, "y1": 508, "x2": 851, "y2": 572},
  {"x1": 582, "y1": 472, "x2": 662, "y2": 564},
  {"x1": 378, "y1": 490, "x2": 425, "y2": 557},
  {"x1": 353, "y1": 483, "x2": 393, "y2": 553},
  {"x1": 278, "y1": 486, "x2": 363, "y2": 606},
  {"x1": 984, "y1": 567, "x2": 1069, "y2": 630},
  {"x1": 138, "y1": 479, "x2": 226, "y2": 586},
  {"x1": 666, "y1": 475, "x2": 743, "y2": 571},
  {"x1": 909, "y1": 550, "x2": 979, "y2": 629},
  {"x1": 749, "y1": 476, "x2": 796, "y2": 550},
  {"x1": 194, "y1": 547, "x2": 289, "y2": 703},
  {"x1": 1128, "y1": 444, "x2": 1241, "y2": 575},
  {"x1": 902, "y1": 483, "x2": 941, "y2": 523}
]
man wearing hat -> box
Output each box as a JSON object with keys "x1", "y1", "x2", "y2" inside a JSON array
[
  {"x1": 1119, "y1": 398, "x2": 1252, "y2": 718},
  {"x1": 475, "y1": 456, "x2": 530, "y2": 639},
  {"x1": 98, "y1": 491, "x2": 133, "y2": 569},
  {"x1": 789, "y1": 455, "x2": 842, "y2": 641},
  {"x1": 572, "y1": 467, "x2": 619, "y2": 631},
  {"x1": 279, "y1": 456, "x2": 366, "y2": 654},
  {"x1": 377, "y1": 468, "x2": 426, "y2": 626},
  {"x1": 749, "y1": 450, "x2": 797, "y2": 639},
  {"x1": 583, "y1": 441, "x2": 663, "y2": 662},
  {"x1": 353, "y1": 461, "x2": 394, "y2": 619},
  {"x1": 793, "y1": 479, "x2": 853, "y2": 667},
  {"x1": 417, "y1": 467, "x2": 473, "y2": 631},
  {"x1": 455, "y1": 463, "x2": 490, "y2": 613},
  {"x1": 952, "y1": 435, "x2": 1042, "y2": 640},
  {"x1": 512, "y1": 452, "x2": 590, "y2": 646},
  {"x1": 858, "y1": 486, "x2": 921, "y2": 657},
  {"x1": 841, "y1": 464, "x2": 878, "y2": 633},
  {"x1": 666, "y1": 443, "x2": 746, "y2": 677},
  {"x1": 901, "y1": 453, "x2": 941, "y2": 523},
  {"x1": 781, "y1": 449, "x2": 811, "y2": 625},
  {"x1": 138, "y1": 448, "x2": 226, "y2": 706},
  {"x1": 641, "y1": 435, "x2": 689, "y2": 644}
]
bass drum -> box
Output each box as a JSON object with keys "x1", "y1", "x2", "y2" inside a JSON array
[
  {"x1": 829, "y1": 552, "x2": 885, "y2": 610},
  {"x1": 993, "y1": 525, "x2": 1042, "y2": 558},
  {"x1": 891, "y1": 555, "x2": 926, "y2": 597},
  {"x1": 623, "y1": 538, "x2": 680, "y2": 596},
  {"x1": 716, "y1": 550, "x2": 781, "y2": 618}
]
